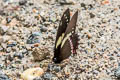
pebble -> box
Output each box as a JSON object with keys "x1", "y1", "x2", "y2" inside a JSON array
[
  {"x1": 13, "y1": 52, "x2": 24, "y2": 59},
  {"x1": 33, "y1": 77, "x2": 42, "y2": 80},
  {"x1": 21, "y1": 67, "x2": 44, "y2": 80},
  {"x1": 47, "y1": 64, "x2": 61, "y2": 72},
  {"x1": 39, "y1": 26, "x2": 47, "y2": 32},
  {"x1": 19, "y1": 0, "x2": 27, "y2": 5},
  {"x1": 81, "y1": 3, "x2": 86, "y2": 9},
  {"x1": 89, "y1": 13, "x2": 95, "y2": 18},
  {"x1": 7, "y1": 18, "x2": 19, "y2": 27},
  {"x1": 1, "y1": 43, "x2": 7, "y2": 49},
  {"x1": 42, "y1": 72, "x2": 55, "y2": 80},
  {"x1": 40, "y1": 11, "x2": 45, "y2": 16},
  {"x1": 2, "y1": 35, "x2": 11, "y2": 43},
  {"x1": 64, "y1": 65, "x2": 70, "y2": 76},
  {"x1": 27, "y1": 32, "x2": 42, "y2": 44},
  {"x1": 0, "y1": 25, "x2": 9, "y2": 35},
  {"x1": 25, "y1": 44, "x2": 32, "y2": 50},
  {"x1": 32, "y1": 47, "x2": 49, "y2": 61},
  {"x1": 53, "y1": 66, "x2": 61, "y2": 73},
  {"x1": 6, "y1": 47, "x2": 12, "y2": 53},
  {"x1": 114, "y1": 66, "x2": 120, "y2": 79},
  {"x1": 7, "y1": 40, "x2": 17, "y2": 47},
  {"x1": 0, "y1": 71, "x2": 11, "y2": 80},
  {"x1": 6, "y1": 17, "x2": 12, "y2": 24}
]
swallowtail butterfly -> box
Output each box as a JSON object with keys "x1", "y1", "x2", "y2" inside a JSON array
[{"x1": 53, "y1": 8, "x2": 78, "y2": 63}]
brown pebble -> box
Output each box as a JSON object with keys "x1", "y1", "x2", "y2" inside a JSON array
[{"x1": 34, "y1": 43, "x2": 39, "y2": 47}]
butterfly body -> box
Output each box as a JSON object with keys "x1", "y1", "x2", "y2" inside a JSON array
[{"x1": 53, "y1": 8, "x2": 78, "y2": 63}]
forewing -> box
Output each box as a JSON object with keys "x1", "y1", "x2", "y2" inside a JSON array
[
  {"x1": 53, "y1": 8, "x2": 70, "y2": 63},
  {"x1": 61, "y1": 11, "x2": 78, "y2": 48},
  {"x1": 55, "y1": 8, "x2": 70, "y2": 49},
  {"x1": 64, "y1": 11, "x2": 78, "y2": 35}
]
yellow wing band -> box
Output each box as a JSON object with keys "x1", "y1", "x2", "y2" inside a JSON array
[
  {"x1": 56, "y1": 33, "x2": 65, "y2": 49},
  {"x1": 61, "y1": 33, "x2": 72, "y2": 48}
]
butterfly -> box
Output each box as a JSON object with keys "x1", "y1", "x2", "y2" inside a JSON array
[{"x1": 53, "y1": 8, "x2": 78, "y2": 63}]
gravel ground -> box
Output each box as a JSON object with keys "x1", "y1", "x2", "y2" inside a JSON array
[{"x1": 0, "y1": 0, "x2": 120, "y2": 80}]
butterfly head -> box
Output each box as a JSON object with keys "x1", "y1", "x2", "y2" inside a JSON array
[
  {"x1": 52, "y1": 57, "x2": 61, "y2": 63},
  {"x1": 53, "y1": 48, "x2": 62, "y2": 63}
]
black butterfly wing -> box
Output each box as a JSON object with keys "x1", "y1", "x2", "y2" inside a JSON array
[
  {"x1": 59, "y1": 11, "x2": 78, "y2": 62},
  {"x1": 53, "y1": 8, "x2": 70, "y2": 63},
  {"x1": 55, "y1": 8, "x2": 70, "y2": 44},
  {"x1": 54, "y1": 8, "x2": 70, "y2": 49},
  {"x1": 64, "y1": 11, "x2": 78, "y2": 35}
]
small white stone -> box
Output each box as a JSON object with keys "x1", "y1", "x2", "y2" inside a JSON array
[{"x1": 21, "y1": 67, "x2": 44, "y2": 80}]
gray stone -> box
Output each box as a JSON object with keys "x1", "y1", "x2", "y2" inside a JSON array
[
  {"x1": 27, "y1": 32, "x2": 42, "y2": 44},
  {"x1": 115, "y1": 66, "x2": 120, "y2": 79},
  {"x1": 0, "y1": 71, "x2": 11, "y2": 80}
]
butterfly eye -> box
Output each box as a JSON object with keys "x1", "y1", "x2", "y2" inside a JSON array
[{"x1": 53, "y1": 57, "x2": 57, "y2": 62}]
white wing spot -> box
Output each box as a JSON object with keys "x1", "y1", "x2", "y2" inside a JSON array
[
  {"x1": 64, "y1": 14, "x2": 68, "y2": 20},
  {"x1": 66, "y1": 19, "x2": 69, "y2": 24}
]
